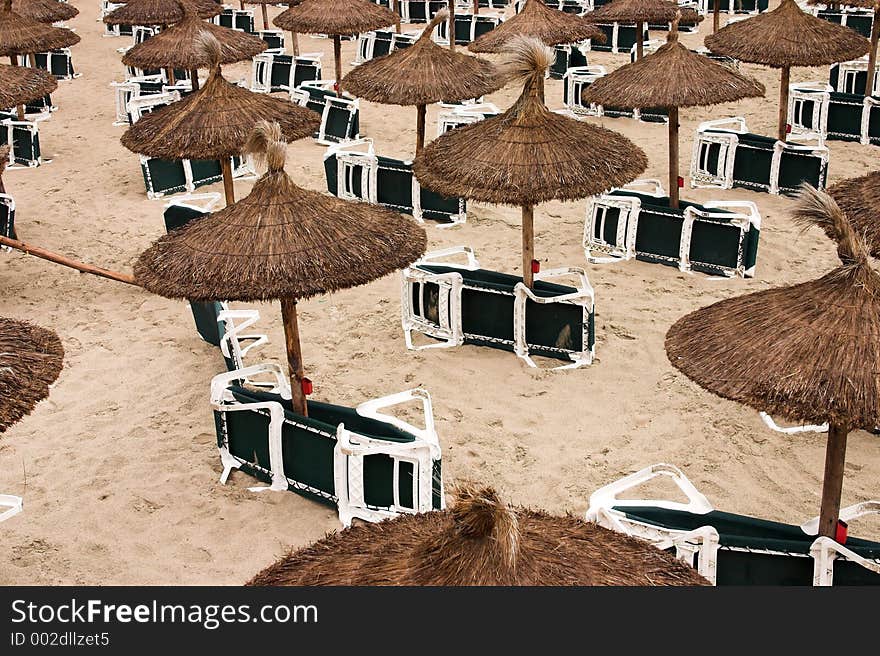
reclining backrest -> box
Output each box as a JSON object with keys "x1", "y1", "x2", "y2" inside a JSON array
[
  {"x1": 260, "y1": 30, "x2": 284, "y2": 52},
  {"x1": 141, "y1": 158, "x2": 188, "y2": 196},
  {"x1": 373, "y1": 30, "x2": 394, "y2": 58},
  {"x1": 376, "y1": 155, "x2": 414, "y2": 213},
  {"x1": 0, "y1": 119, "x2": 40, "y2": 167},
  {"x1": 29, "y1": 50, "x2": 76, "y2": 80}
]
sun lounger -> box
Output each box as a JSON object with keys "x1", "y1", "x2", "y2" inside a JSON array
[
  {"x1": 140, "y1": 152, "x2": 254, "y2": 199},
  {"x1": 399, "y1": 0, "x2": 448, "y2": 22},
  {"x1": 788, "y1": 83, "x2": 880, "y2": 147},
  {"x1": 0, "y1": 114, "x2": 43, "y2": 168},
  {"x1": 211, "y1": 364, "x2": 444, "y2": 526},
  {"x1": 586, "y1": 463, "x2": 880, "y2": 585},
  {"x1": 588, "y1": 22, "x2": 649, "y2": 54},
  {"x1": 437, "y1": 102, "x2": 500, "y2": 135},
  {"x1": 584, "y1": 179, "x2": 760, "y2": 277},
  {"x1": 401, "y1": 246, "x2": 595, "y2": 368},
  {"x1": 324, "y1": 138, "x2": 465, "y2": 225},
  {"x1": 434, "y1": 11, "x2": 504, "y2": 46},
  {"x1": 291, "y1": 80, "x2": 360, "y2": 144},
  {"x1": 0, "y1": 495, "x2": 22, "y2": 525},
  {"x1": 829, "y1": 58, "x2": 880, "y2": 96},
  {"x1": 814, "y1": 6, "x2": 874, "y2": 39},
  {"x1": 110, "y1": 76, "x2": 169, "y2": 125},
  {"x1": 0, "y1": 193, "x2": 15, "y2": 244},
  {"x1": 259, "y1": 29, "x2": 285, "y2": 54},
  {"x1": 538, "y1": 0, "x2": 590, "y2": 13},
  {"x1": 550, "y1": 42, "x2": 589, "y2": 80},
  {"x1": 690, "y1": 117, "x2": 829, "y2": 194},
  {"x1": 212, "y1": 7, "x2": 256, "y2": 34},
  {"x1": 699, "y1": 0, "x2": 768, "y2": 16},
  {"x1": 251, "y1": 52, "x2": 322, "y2": 94},
  {"x1": 102, "y1": 1, "x2": 132, "y2": 38},
  {"x1": 559, "y1": 65, "x2": 664, "y2": 122},
  {"x1": 19, "y1": 48, "x2": 79, "y2": 80}
]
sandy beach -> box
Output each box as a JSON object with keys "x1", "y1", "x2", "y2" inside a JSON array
[{"x1": 0, "y1": 2, "x2": 878, "y2": 585}]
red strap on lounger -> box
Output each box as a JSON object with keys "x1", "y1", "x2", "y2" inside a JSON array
[
  {"x1": 531, "y1": 259, "x2": 540, "y2": 274},
  {"x1": 677, "y1": 176, "x2": 684, "y2": 188},
  {"x1": 301, "y1": 378, "x2": 313, "y2": 396},
  {"x1": 835, "y1": 520, "x2": 848, "y2": 545}
]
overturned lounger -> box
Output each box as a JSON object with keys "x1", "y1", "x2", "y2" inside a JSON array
[
  {"x1": 402, "y1": 246, "x2": 595, "y2": 369},
  {"x1": 436, "y1": 103, "x2": 500, "y2": 136},
  {"x1": 212, "y1": 364, "x2": 444, "y2": 526},
  {"x1": 0, "y1": 114, "x2": 44, "y2": 168},
  {"x1": 291, "y1": 81, "x2": 360, "y2": 145}
]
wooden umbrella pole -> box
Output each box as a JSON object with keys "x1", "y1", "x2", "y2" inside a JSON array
[
  {"x1": 190, "y1": 69, "x2": 200, "y2": 91},
  {"x1": 0, "y1": 235, "x2": 138, "y2": 286},
  {"x1": 668, "y1": 106, "x2": 680, "y2": 209},
  {"x1": 522, "y1": 204, "x2": 534, "y2": 289},
  {"x1": 636, "y1": 21, "x2": 643, "y2": 60},
  {"x1": 393, "y1": 0, "x2": 401, "y2": 34},
  {"x1": 866, "y1": 5, "x2": 879, "y2": 100},
  {"x1": 818, "y1": 422, "x2": 849, "y2": 538},
  {"x1": 333, "y1": 35, "x2": 342, "y2": 97},
  {"x1": 16, "y1": 104, "x2": 24, "y2": 120},
  {"x1": 713, "y1": 0, "x2": 720, "y2": 34},
  {"x1": 416, "y1": 104, "x2": 426, "y2": 155},
  {"x1": 778, "y1": 65, "x2": 790, "y2": 142},
  {"x1": 167, "y1": 67, "x2": 176, "y2": 85},
  {"x1": 261, "y1": 3, "x2": 269, "y2": 30},
  {"x1": 449, "y1": 1, "x2": 456, "y2": 51},
  {"x1": 280, "y1": 298, "x2": 308, "y2": 416},
  {"x1": 290, "y1": 32, "x2": 299, "y2": 56},
  {"x1": 473, "y1": 0, "x2": 479, "y2": 14},
  {"x1": 220, "y1": 158, "x2": 235, "y2": 205},
  {"x1": 8, "y1": 55, "x2": 15, "y2": 65}
]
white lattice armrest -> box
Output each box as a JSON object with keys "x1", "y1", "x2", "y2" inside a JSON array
[
  {"x1": 209, "y1": 363, "x2": 291, "y2": 405},
  {"x1": 518, "y1": 267, "x2": 594, "y2": 304},
  {"x1": 323, "y1": 136, "x2": 374, "y2": 158},
  {"x1": 621, "y1": 178, "x2": 666, "y2": 197},
  {"x1": 702, "y1": 200, "x2": 762, "y2": 229},
  {"x1": 697, "y1": 116, "x2": 747, "y2": 133},
  {"x1": 415, "y1": 246, "x2": 480, "y2": 270},
  {"x1": 801, "y1": 501, "x2": 880, "y2": 535},
  {"x1": 356, "y1": 388, "x2": 439, "y2": 453},
  {"x1": 653, "y1": 525, "x2": 720, "y2": 551},
  {"x1": 0, "y1": 495, "x2": 22, "y2": 523},
  {"x1": 781, "y1": 134, "x2": 827, "y2": 150},
  {"x1": 216, "y1": 309, "x2": 267, "y2": 359},
  {"x1": 164, "y1": 192, "x2": 223, "y2": 213},
  {"x1": 810, "y1": 536, "x2": 880, "y2": 585}
]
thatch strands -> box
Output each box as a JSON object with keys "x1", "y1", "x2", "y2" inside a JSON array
[
  {"x1": 666, "y1": 185, "x2": 880, "y2": 538},
  {"x1": 0, "y1": 61, "x2": 56, "y2": 108},
  {"x1": 584, "y1": 0, "x2": 702, "y2": 59},
  {"x1": 0, "y1": 0, "x2": 79, "y2": 57},
  {"x1": 828, "y1": 171, "x2": 880, "y2": 258},
  {"x1": 469, "y1": 0, "x2": 605, "y2": 53},
  {"x1": 0, "y1": 317, "x2": 63, "y2": 434},
  {"x1": 273, "y1": 0, "x2": 397, "y2": 35},
  {"x1": 12, "y1": 0, "x2": 78, "y2": 24},
  {"x1": 103, "y1": 0, "x2": 221, "y2": 27},
  {"x1": 246, "y1": 485, "x2": 709, "y2": 586}
]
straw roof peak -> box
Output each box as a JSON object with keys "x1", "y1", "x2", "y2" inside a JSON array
[
  {"x1": 245, "y1": 120, "x2": 286, "y2": 174},
  {"x1": 501, "y1": 35, "x2": 555, "y2": 93},
  {"x1": 448, "y1": 485, "x2": 520, "y2": 568},
  {"x1": 793, "y1": 184, "x2": 870, "y2": 268},
  {"x1": 197, "y1": 30, "x2": 222, "y2": 73},
  {"x1": 419, "y1": 7, "x2": 448, "y2": 44}
]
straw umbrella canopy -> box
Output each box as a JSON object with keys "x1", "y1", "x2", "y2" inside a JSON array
[
  {"x1": 121, "y1": 33, "x2": 319, "y2": 205},
  {"x1": 0, "y1": 61, "x2": 56, "y2": 120},
  {"x1": 0, "y1": 0, "x2": 80, "y2": 60},
  {"x1": 0, "y1": 317, "x2": 63, "y2": 434},
  {"x1": 585, "y1": 0, "x2": 703, "y2": 60},
  {"x1": 12, "y1": 0, "x2": 78, "y2": 24},
  {"x1": 828, "y1": 170, "x2": 880, "y2": 258},
  {"x1": 102, "y1": 0, "x2": 221, "y2": 27},
  {"x1": 341, "y1": 10, "x2": 505, "y2": 155},
  {"x1": 121, "y1": 0, "x2": 266, "y2": 91},
  {"x1": 705, "y1": 0, "x2": 869, "y2": 140},
  {"x1": 415, "y1": 38, "x2": 647, "y2": 288},
  {"x1": 246, "y1": 485, "x2": 709, "y2": 586},
  {"x1": 242, "y1": 0, "x2": 280, "y2": 31},
  {"x1": 470, "y1": 0, "x2": 606, "y2": 59},
  {"x1": 583, "y1": 20, "x2": 764, "y2": 208},
  {"x1": 274, "y1": 0, "x2": 398, "y2": 95},
  {"x1": 134, "y1": 121, "x2": 427, "y2": 415},
  {"x1": 666, "y1": 186, "x2": 880, "y2": 539}
]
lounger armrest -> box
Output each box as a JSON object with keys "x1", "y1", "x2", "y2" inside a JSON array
[
  {"x1": 355, "y1": 388, "x2": 440, "y2": 451},
  {"x1": 209, "y1": 363, "x2": 291, "y2": 405},
  {"x1": 415, "y1": 245, "x2": 480, "y2": 270},
  {"x1": 653, "y1": 525, "x2": 720, "y2": 552},
  {"x1": 697, "y1": 116, "x2": 747, "y2": 133},
  {"x1": 759, "y1": 411, "x2": 827, "y2": 435},
  {"x1": 0, "y1": 494, "x2": 22, "y2": 524},
  {"x1": 322, "y1": 137, "x2": 374, "y2": 160},
  {"x1": 780, "y1": 135, "x2": 826, "y2": 151},
  {"x1": 217, "y1": 309, "x2": 267, "y2": 359},
  {"x1": 801, "y1": 501, "x2": 880, "y2": 535},
  {"x1": 518, "y1": 267, "x2": 594, "y2": 304},
  {"x1": 790, "y1": 82, "x2": 833, "y2": 94},
  {"x1": 165, "y1": 192, "x2": 222, "y2": 213},
  {"x1": 621, "y1": 178, "x2": 666, "y2": 197},
  {"x1": 585, "y1": 463, "x2": 714, "y2": 519},
  {"x1": 702, "y1": 200, "x2": 762, "y2": 229},
  {"x1": 810, "y1": 536, "x2": 880, "y2": 585}
]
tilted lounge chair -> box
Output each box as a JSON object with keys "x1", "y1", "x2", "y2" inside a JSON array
[
  {"x1": 813, "y1": 5, "x2": 874, "y2": 39},
  {"x1": 291, "y1": 80, "x2": 360, "y2": 145},
  {"x1": 211, "y1": 364, "x2": 444, "y2": 526},
  {"x1": 0, "y1": 113, "x2": 44, "y2": 168},
  {"x1": 140, "y1": 153, "x2": 254, "y2": 199},
  {"x1": 259, "y1": 29, "x2": 285, "y2": 53},
  {"x1": 584, "y1": 179, "x2": 761, "y2": 278},
  {"x1": 586, "y1": 463, "x2": 880, "y2": 586},
  {"x1": 401, "y1": 246, "x2": 596, "y2": 369},
  {"x1": 788, "y1": 82, "x2": 880, "y2": 147},
  {"x1": 550, "y1": 42, "x2": 589, "y2": 80},
  {"x1": 324, "y1": 138, "x2": 465, "y2": 225},
  {"x1": 19, "y1": 49, "x2": 79, "y2": 80},
  {"x1": 436, "y1": 102, "x2": 500, "y2": 136},
  {"x1": 251, "y1": 52, "x2": 322, "y2": 94},
  {"x1": 690, "y1": 117, "x2": 829, "y2": 194}
]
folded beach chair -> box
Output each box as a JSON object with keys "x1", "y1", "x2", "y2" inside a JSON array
[
  {"x1": 0, "y1": 192, "x2": 15, "y2": 243},
  {"x1": 140, "y1": 155, "x2": 254, "y2": 199},
  {"x1": 251, "y1": 53, "x2": 322, "y2": 94},
  {"x1": 584, "y1": 179, "x2": 761, "y2": 277},
  {"x1": 789, "y1": 82, "x2": 880, "y2": 147},
  {"x1": 399, "y1": 0, "x2": 448, "y2": 22},
  {"x1": 291, "y1": 80, "x2": 360, "y2": 145},
  {"x1": 690, "y1": 117, "x2": 829, "y2": 194},
  {"x1": 814, "y1": 6, "x2": 874, "y2": 39},
  {"x1": 110, "y1": 75, "x2": 167, "y2": 125},
  {"x1": 588, "y1": 22, "x2": 649, "y2": 54},
  {"x1": 0, "y1": 115, "x2": 43, "y2": 168},
  {"x1": 829, "y1": 58, "x2": 880, "y2": 96},
  {"x1": 125, "y1": 89, "x2": 181, "y2": 125},
  {"x1": 434, "y1": 11, "x2": 504, "y2": 46},
  {"x1": 212, "y1": 7, "x2": 256, "y2": 34},
  {"x1": 401, "y1": 246, "x2": 596, "y2": 368},
  {"x1": 259, "y1": 29, "x2": 285, "y2": 54},
  {"x1": 549, "y1": 42, "x2": 589, "y2": 80},
  {"x1": 20, "y1": 49, "x2": 79, "y2": 80},
  {"x1": 560, "y1": 65, "x2": 606, "y2": 118},
  {"x1": 0, "y1": 495, "x2": 22, "y2": 525},
  {"x1": 586, "y1": 463, "x2": 880, "y2": 586},
  {"x1": 211, "y1": 364, "x2": 444, "y2": 526},
  {"x1": 437, "y1": 102, "x2": 500, "y2": 136},
  {"x1": 699, "y1": 0, "x2": 768, "y2": 16},
  {"x1": 324, "y1": 138, "x2": 465, "y2": 225}
]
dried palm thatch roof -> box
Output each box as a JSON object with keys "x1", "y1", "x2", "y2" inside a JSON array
[
  {"x1": 341, "y1": 11, "x2": 504, "y2": 106},
  {"x1": 582, "y1": 28, "x2": 764, "y2": 109},
  {"x1": 585, "y1": 0, "x2": 702, "y2": 25},
  {"x1": 0, "y1": 0, "x2": 80, "y2": 56},
  {"x1": 246, "y1": 485, "x2": 709, "y2": 586},
  {"x1": 828, "y1": 171, "x2": 880, "y2": 259},
  {"x1": 0, "y1": 62, "x2": 56, "y2": 108},
  {"x1": 0, "y1": 317, "x2": 63, "y2": 434},
  {"x1": 103, "y1": 0, "x2": 221, "y2": 27},
  {"x1": 469, "y1": 0, "x2": 605, "y2": 53},
  {"x1": 666, "y1": 186, "x2": 880, "y2": 429},
  {"x1": 122, "y1": 1, "x2": 266, "y2": 70},
  {"x1": 121, "y1": 34, "x2": 318, "y2": 161},
  {"x1": 134, "y1": 121, "x2": 427, "y2": 302},
  {"x1": 807, "y1": 0, "x2": 876, "y2": 8},
  {"x1": 273, "y1": 0, "x2": 397, "y2": 36},
  {"x1": 12, "y1": 0, "x2": 78, "y2": 24},
  {"x1": 414, "y1": 38, "x2": 647, "y2": 206},
  {"x1": 704, "y1": 0, "x2": 869, "y2": 68}
]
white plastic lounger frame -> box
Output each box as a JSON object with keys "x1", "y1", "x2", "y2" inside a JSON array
[
  {"x1": 110, "y1": 75, "x2": 164, "y2": 125},
  {"x1": 759, "y1": 411, "x2": 828, "y2": 434},
  {"x1": 436, "y1": 103, "x2": 500, "y2": 136},
  {"x1": 560, "y1": 65, "x2": 607, "y2": 118},
  {"x1": 831, "y1": 57, "x2": 880, "y2": 96},
  {"x1": 0, "y1": 494, "x2": 22, "y2": 524},
  {"x1": 250, "y1": 52, "x2": 323, "y2": 94},
  {"x1": 788, "y1": 82, "x2": 831, "y2": 144},
  {"x1": 803, "y1": 502, "x2": 880, "y2": 585},
  {"x1": 126, "y1": 90, "x2": 180, "y2": 124},
  {"x1": 292, "y1": 80, "x2": 359, "y2": 145},
  {"x1": 211, "y1": 363, "x2": 443, "y2": 526},
  {"x1": 1, "y1": 119, "x2": 43, "y2": 169},
  {"x1": 0, "y1": 193, "x2": 15, "y2": 250},
  {"x1": 141, "y1": 156, "x2": 256, "y2": 199},
  {"x1": 258, "y1": 29, "x2": 285, "y2": 54},
  {"x1": 217, "y1": 308, "x2": 268, "y2": 372},
  {"x1": 163, "y1": 192, "x2": 222, "y2": 214}
]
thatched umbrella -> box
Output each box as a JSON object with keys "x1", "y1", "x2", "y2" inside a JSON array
[
  {"x1": 122, "y1": 0, "x2": 266, "y2": 91},
  {"x1": 0, "y1": 317, "x2": 63, "y2": 434},
  {"x1": 705, "y1": 0, "x2": 869, "y2": 141},
  {"x1": 274, "y1": 0, "x2": 398, "y2": 96},
  {"x1": 828, "y1": 170, "x2": 880, "y2": 258},
  {"x1": 809, "y1": 0, "x2": 879, "y2": 99},
  {"x1": 246, "y1": 485, "x2": 709, "y2": 585},
  {"x1": 0, "y1": 0, "x2": 80, "y2": 60},
  {"x1": 121, "y1": 33, "x2": 319, "y2": 205},
  {"x1": 12, "y1": 0, "x2": 78, "y2": 24},
  {"x1": 134, "y1": 121, "x2": 426, "y2": 415},
  {"x1": 666, "y1": 186, "x2": 880, "y2": 539},
  {"x1": 584, "y1": 0, "x2": 702, "y2": 60},
  {"x1": 469, "y1": 0, "x2": 606, "y2": 59},
  {"x1": 341, "y1": 10, "x2": 504, "y2": 154},
  {"x1": 0, "y1": 61, "x2": 55, "y2": 120},
  {"x1": 102, "y1": 0, "x2": 221, "y2": 28},
  {"x1": 583, "y1": 19, "x2": 764, "y2": 208},
  {"x1": 415, "y1": 38, "x2": 647, "y2": 288}
]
